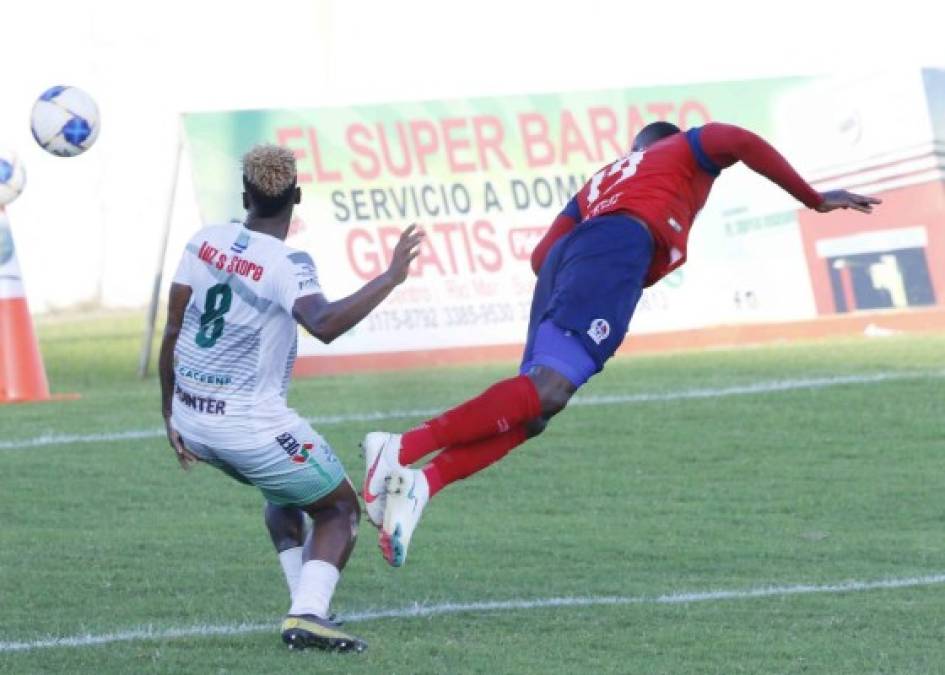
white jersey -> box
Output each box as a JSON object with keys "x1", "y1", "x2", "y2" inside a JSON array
[{"x1": 170, "y1": 222, "x2": 321, "y2": 450}]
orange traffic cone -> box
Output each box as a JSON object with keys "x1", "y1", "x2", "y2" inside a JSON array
[{"x1": 0, "y1": 207, "x2": 51, "y2": 403}]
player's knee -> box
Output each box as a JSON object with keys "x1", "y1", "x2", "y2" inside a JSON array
[
  {"x1": 525, "y1": 417, "x2": 549, "y2": 438},
  {"x1": 336, "y1": 490, "x2": 361, "y2": 541},
  {"x1": 263, "y1": 502, "x2": 305, "y2": 551},
  {"x1": 527, "y1": 366, "x2": 576, "y2": 418},
  {"x1": 541, "y1": 389, "x2": 572, "y2": 417},
  {"x1": 535, "y1": 382, "x2": 573, "y2": 417}
]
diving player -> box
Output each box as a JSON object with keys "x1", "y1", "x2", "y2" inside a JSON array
[{"x1": 362, "y1": 121, "x2": 880, "y2": 567}]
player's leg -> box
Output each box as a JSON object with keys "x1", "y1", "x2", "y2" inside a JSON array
[
  {"x1": 264, "y1": 503, "x2": 306, "y2": 600},
  {"x1": 379, "y1": 325, "x2": 594, "y2": 566},
  {"x1": 210, "y1": 423, "x2": 366, "y2": 652},
  {"x1": 360, "y1": 235, "x2": 565, "y2": 527},
  {"x1": 360, "y1": 374, "x2": 541, "y2": 526},
  {"x1": 404, "y1": 327, "x2": 591, "y2": 498},
  {"x1": 280, "y1": 440, "x2": 366, "y2": 653},
  {"x1": 376, "y1": 234, "x2": 585, "y2": 567},
  {"x1": 363, "y1": 226, "x2": 568, "y2": 490},
  {"x1": 282, "y1": 478, "x2": 366, "y2": 652},
  {"x1": 378, "y1": 427, "x2": 526, "y2": 566},
  {"x1": 379, "y1": 214, "x2": 653, "y2": 567}
]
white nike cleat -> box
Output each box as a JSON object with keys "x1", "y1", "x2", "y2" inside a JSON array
[
  {"x1": 379, "y1": 467, "x2": 429, "y2": 568},
  {"x1": 360, "y1": 432, "x2": 403, "y2": 528}
]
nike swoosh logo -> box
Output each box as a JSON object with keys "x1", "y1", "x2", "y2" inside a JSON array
[{"x1": 363, "y1": 447, "x2": 384, "y2": 503}]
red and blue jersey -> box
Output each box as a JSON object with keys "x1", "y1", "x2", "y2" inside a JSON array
[{"x1": 532, "y1": 123, "x2": 823, "y2": 286}]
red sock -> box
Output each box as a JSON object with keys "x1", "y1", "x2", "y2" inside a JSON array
[
  {"x1": 422, "y1": 425, "x2": 528, "y2": 498},
  {"x1": 399, "y1": 375, "x2": 541, "y2": 465}
]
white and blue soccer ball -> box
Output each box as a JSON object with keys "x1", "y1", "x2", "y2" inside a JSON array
[
  {"x1": 0, "y1": 148, "x2": 26, "y2": 206},
  {"x1": 30, "y1": 86, "x2": 100, "y2": 157}
]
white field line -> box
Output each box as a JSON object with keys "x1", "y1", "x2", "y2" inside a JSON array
[
  {"x1": 3, "y1": 572, "x2": 945, "y2": 653},
  {"x1": 0, "y1": 370, "x2": 940, "y2": 452}
]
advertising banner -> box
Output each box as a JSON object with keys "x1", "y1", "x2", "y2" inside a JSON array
[{"x1": 181, "y1": 71, "x2": 944, "y2": 368}]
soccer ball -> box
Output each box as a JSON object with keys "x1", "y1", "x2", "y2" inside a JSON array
[
  {"x1": 30, "y1": 86, "x2": 100, "y2": 157},
  {"x1": 0, "y1": 149, "x2": 26, "y2": 206}
]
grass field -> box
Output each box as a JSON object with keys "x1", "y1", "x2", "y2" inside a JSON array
[{"x1": 1, "y1": 313, "x2": 944, "y2": 674}]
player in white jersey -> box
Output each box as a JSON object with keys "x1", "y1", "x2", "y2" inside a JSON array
[{"x1": 159, "y1": 145, "x2": 422, "y2": 653}]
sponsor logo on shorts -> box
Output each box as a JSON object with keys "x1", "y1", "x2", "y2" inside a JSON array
[
  {"x1": 587, "y1": 318, "x2": 611, "y2": 345},
  {"x1": 298, "y1": 276, "x2": 318, "y2": 291},
  {"x1": 276, "y1": 432, "x2": 314, "y2": 464},
  {"x1": 175, "y1": 384, "x2": 226, "y2": 415}
]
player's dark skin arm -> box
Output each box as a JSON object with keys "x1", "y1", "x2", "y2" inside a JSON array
[
  {"x1": 293, "y1": 225, "x2": 424, "y2": 344},
  {"x1": 159, "y1": 282, "x2": 201, "y2": 470}
]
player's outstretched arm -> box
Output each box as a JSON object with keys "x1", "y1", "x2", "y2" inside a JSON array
[
  {"x1": 699, "y1": 123, "x2": 881, "y2": 215},
  {"x1": 293, "y1": 225, "x2": 424, "y2": 344},
  {"x1": 159, "y1": 282, "x2": 200, "y2": 470},
  {"x1": 814, "y1": 189, "x2": 881, "y2": 214}
]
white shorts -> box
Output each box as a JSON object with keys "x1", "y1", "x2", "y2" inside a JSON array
[{"x1": 182, "y1": 419, "x2": 347, "y2": 507}]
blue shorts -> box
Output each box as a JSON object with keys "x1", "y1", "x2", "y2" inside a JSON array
[{"x1": 520, "y1": 213, "x2": 653, "y2": 385}]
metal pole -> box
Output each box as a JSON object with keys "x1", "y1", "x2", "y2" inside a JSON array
[{"x1": 138, "y1": 124, "x2": 183, "y2": 378}]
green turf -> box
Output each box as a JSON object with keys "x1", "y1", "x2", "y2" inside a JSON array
[{"x1": 1, "y1": 312, "x2": 944, "y2": 674}]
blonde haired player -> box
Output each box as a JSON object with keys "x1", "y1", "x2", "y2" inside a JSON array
[{"x1": 159, "y1": 144, "x2": 423, "y2": 652}]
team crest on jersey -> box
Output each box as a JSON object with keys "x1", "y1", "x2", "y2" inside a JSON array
[{"x1": 587, "y1": 318, "x2": 611, "y2": 345}]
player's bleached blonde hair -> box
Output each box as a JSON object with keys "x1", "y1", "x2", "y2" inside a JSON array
[{"x1": 241, "y1": 144, "x2": 297, "y2": 197}]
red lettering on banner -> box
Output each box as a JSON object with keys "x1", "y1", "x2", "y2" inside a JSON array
[
  {"x1": 441, "y1": 118, "x2": 475, "y2": 173},
  {"x1": 344, "y1": 222, "x2": 505, "y2": 280},
  {"x1": 472, "y1": 221, "x2": 502, "y2": 272},
  {"x1": 413, "y1": 236, "x2": 448, "y2": 276},
  {"x1": 307, "y1": 127, "x2": 342, "y2": 182},
  {"x1": 347, "y1": 124, "x2": 380, "y2": 179},
  {"x1": 679, "y1": 99, "x2": 712, "y2": 127},
  {"x1": 347, "y1": 229, "x2": 384, "y2": 278},
  {"x1": 473, "y1": 116, "x2": 511, "y2": 170},
  {"x1": 519, "y1": 113, "x2": 554, "y2": 167},
  {"x1": 626, "y1": 106, "x2": 647, "y2": 149},
  {"x1": 559, "y1": 110, "x2": 593, "y2": 164},
  {"x1": 283, "y1": 103, "x2": 713, "y2": 182},
  {"x1": 458, "y1": 221, "x2": 477, "y2": 272},
  {"x1": 432, "y1": 222, "x2": 462, "y2": 273},
  {"x1": 276, "y1": 127, "x2": 312, "y2": 183},
  {"x1": 588, "y1": 107, "x2": 622, "y2": 159},
  {"x1": 409, "y1": 120, "x2": 439, "y2": 174},
  {"x1": 376, "y1": 122, "x2": 412, "y2": 178}
]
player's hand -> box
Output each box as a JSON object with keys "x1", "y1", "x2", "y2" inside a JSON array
[
  {"x1": 164, "y1": 417, "x2": 199, "y2": 471},
  {"x1": 385, "y1": 224, "x2": 425, "y2": 285},
  {"x1": 815, "y1": 190, "x2": 881, "y2": 214}
]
